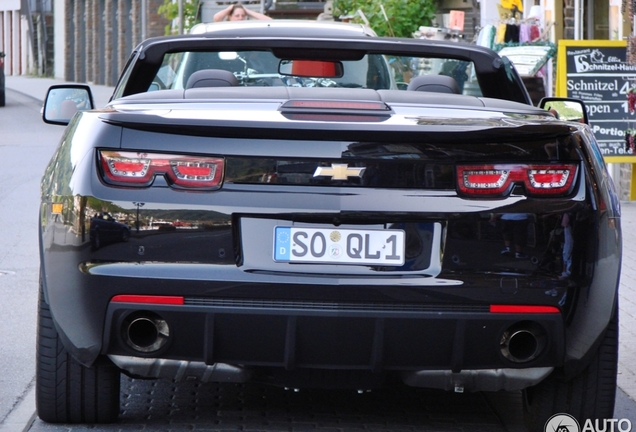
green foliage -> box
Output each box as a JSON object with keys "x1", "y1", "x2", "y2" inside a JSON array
[
  {"x1": 158, "y1": 0, "x2": 200, "y2": 35},
  {"x1": 333, "y1": 0, "x2": 438, "y2": 38}
]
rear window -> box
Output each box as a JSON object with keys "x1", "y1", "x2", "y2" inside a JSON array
[{"x1": 149, "y1": 50, "x2": 483, "y2": 97}]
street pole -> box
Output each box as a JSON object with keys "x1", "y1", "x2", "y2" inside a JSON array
[
  {"x1": 134, "y1": 202, "x2": 145, "y2": 232},
  {"x1": 573, "y1": 0, "x2": 581, "y2": 40},
  {"x1": 21, "y1": 0, "x2": 39, "y2": 75},
  {"x1": 141, "y1": 0, "x2": 147, "y2": 41},
  {"x1": 178, "y1": 0, "x2": 184, "y2": 35}
]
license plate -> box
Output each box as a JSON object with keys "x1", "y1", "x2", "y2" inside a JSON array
[{"x1": 274, "y1": 227, "x2": 405, "y2": 265}]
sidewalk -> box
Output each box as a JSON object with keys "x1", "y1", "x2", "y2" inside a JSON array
[
  {"x1": 4, "y1": 75, "x2": 115, "y2": 107},
  {"x1": 3, "y1": 74, "x2": 636, "y2": 405},
  {"x1": 618, "y1": 201, "x2": 636, "y2": 400}
]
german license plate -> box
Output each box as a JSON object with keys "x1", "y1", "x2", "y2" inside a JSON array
[{"x1": 274, "y1": 227, "x2": 405, "y2": 265}]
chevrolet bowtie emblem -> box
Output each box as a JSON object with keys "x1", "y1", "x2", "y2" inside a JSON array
[{"x1": 313, "y1": 164, "x2": 366, "y2": 180}]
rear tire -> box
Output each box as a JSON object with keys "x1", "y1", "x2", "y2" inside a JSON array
[
  {"x1": 36, "y1": 282, "x2": 120, "y2": 423},
  {"x1": 522, "y1": 303, "x2": 618, "y2": 432}
]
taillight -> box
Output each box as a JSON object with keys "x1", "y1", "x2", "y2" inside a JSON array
[
  {"x1": 281, "y1": 100, "x2": 391, "y2": 111},
  {"x1": 458, "y1": 167, "x2": 511, "y2": 195},
  {"x1": 279, "y1": 99, "x2": 392, "y2": 122},
  {"x1": 457, "y1": 164, "x2": 577, "y2": 197},
  {"x1": 99, "y1": 150, "x2": 224, "y2": 189}
]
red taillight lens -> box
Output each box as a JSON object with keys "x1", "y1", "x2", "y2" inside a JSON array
[
  {"x1": 100, "y1": 151, "x2": 224, "y2": 189},
  {"x1": 526, "y1": 168, "x2": 573, "y2": 193},
  {"x1": 457, "y1": 164, "x2": 577, "y2": 197},
  {"x1": 101, "y1": 153, "x2": 153, "y2": 185},
  {"x1": 170, "y1": 160, "x2": 221, "y2": 188},
  {"x1": 459, "y1": 168, "x2": 511, "y2": 195}
]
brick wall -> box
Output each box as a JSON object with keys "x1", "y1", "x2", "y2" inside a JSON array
[
  {"x1": 620, "y1": 164, "x2": 632, "y2": 201},
  {"x1": 563, "y1": 0, "x2": 575, "y2": 39},
  {"x1": 148, "y1": 0, "x2": 170, "y2": 38},
  {"x1": 60, "y1": 0, "x2": 170, "y2": 85},
  {"x1": 561, "y1": 0, "x2": 633, "y2": 200}
]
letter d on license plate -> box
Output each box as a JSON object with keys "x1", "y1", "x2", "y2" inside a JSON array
[{"x1": 274, "y1": 227, "x2": 405, "y2": 265}]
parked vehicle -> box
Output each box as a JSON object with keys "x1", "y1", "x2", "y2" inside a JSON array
[
  {"x1": 38, "y1": 21, "x2": 620, "y2": 431},
  {"x1": 0, "y1": 52, "x2": 5, "y2": 107},
  {"x1": 89, "y1": 212, "x2": 130, "y2": 249}
]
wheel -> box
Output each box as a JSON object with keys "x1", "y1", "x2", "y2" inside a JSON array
[
  {"x1": 121, "y1": 228, "x2": 130, "y2": 242},
  {"x1": 36, "y1": 280, "x2": 120, "y2": 423},
  {"x1": 522, "y1": 302, "x2": 618, "y2": 432}
]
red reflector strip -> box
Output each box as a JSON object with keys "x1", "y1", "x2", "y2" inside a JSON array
[
  {"x1": 490, "y1": 305, "x2": 560, "y2": 314},
  {"x1": 111, "y1": 295, "x2": 184, "y2": 305}
]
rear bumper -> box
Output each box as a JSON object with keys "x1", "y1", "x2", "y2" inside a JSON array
[
  {"x1": 39, "y1": 172, "x2": 620, "y2": 386},
  {"x1": 102, "y1": 297, "x2": 565, "y2": 383}
]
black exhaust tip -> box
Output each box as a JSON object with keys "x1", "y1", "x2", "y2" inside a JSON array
[
  {"x1": 122, "y1": 312, "x2": 170, "y2": 353},
  {"x1": 500, "y1": 321, "x2": 546, "y2": 363}
]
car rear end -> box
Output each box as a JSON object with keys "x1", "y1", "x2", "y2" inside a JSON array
[{"x1": 39, "y1": 88, "x2": 620, "y2": 395}]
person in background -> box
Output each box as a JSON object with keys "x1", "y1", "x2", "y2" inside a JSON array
[
  {"x1": 213, "y1": 3, "x2": 272, "y2": 22},
  {"x1": 317, "y1": 0, "x2": 334, "y2": 21},
  {"x1": 490, "y1": 213, "x2": 530, "y2": 259},
  {"x1": 560, "y1": 212, "x2": 573, "y2": 278}
]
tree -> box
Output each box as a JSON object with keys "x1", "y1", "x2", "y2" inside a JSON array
[
  {"x1": 333, "y1": 0, "x2": 438, "y2": 38},
  {"x1": 158, "y1": 0, "x2": 200, "y2": 35}
]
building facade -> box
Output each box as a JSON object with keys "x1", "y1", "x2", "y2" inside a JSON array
[
  {"x1": 1, "y1": 0, "x2": 634, "y2": 198},
  {"x1": 54, "y1": 0, "x2": 169, "y2": 86},
  {"x1": 0, "y1": 0, "x2": 169, "y2": 84},
  {"x1": 2, "y1": 1, "x2": 630, "y2": 82},
  {"x1": 0, "y1": 0, "x2": 28, "y2": 76}
]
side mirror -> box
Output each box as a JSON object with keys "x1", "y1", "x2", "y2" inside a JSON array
[
  {"x1": 539, "y1": 97, "x2": 588, "y2": 125},
  {"x1": 43, "y1": 84, "x2": 94, "y2": 125}
]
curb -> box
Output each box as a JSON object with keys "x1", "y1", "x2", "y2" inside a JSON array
[
  {"x1": 0, "y1": 385, "x2": 36, "y2": 432},
  {"x1": 4, "y1": 86, "x2": 45, "y2": 104}
]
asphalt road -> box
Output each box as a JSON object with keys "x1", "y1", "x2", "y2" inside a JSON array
[{"x1": 0, "y1": 87, "x2": 634, "y2": 432}]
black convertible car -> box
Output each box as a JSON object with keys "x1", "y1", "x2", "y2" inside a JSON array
[{"x1": 38, "y1": 21, "x2": 620, "y2": 431}]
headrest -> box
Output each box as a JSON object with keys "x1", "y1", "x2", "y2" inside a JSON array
[
  {"x1": 186, "y1": 69, "x2": 239, "y2": 88},
  {"x1": 59, "y1": 99, "x2": 78, "y2": 118},
  {"x1": 407, "y1": 75, "x2": 460, "y2": 94}
]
